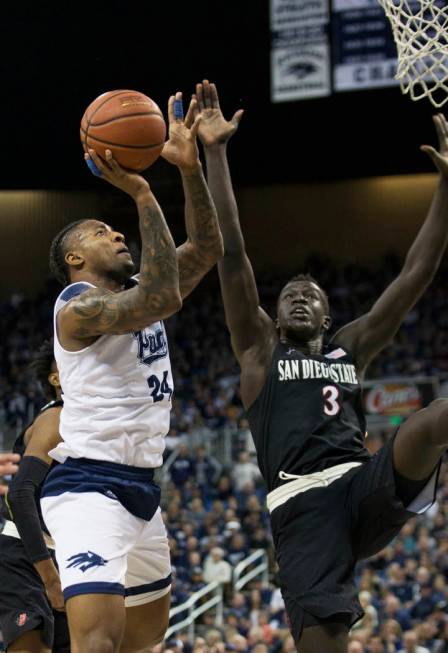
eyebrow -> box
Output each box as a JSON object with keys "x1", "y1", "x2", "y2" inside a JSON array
[{"x1": 91, "y1": 222, "x2": 112, "y2": 232}]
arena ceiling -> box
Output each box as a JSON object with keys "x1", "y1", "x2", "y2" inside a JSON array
[{"x1": 0, "y1": 1, "x2": 439, "y2": 190}]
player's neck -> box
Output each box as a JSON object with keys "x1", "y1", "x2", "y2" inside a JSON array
[
  {"x1": 70, "y1": 271, "x2": 124, "y2": 293},
  {"x1": 280, "y1": 335, "x2": 323, "y2": 355}
]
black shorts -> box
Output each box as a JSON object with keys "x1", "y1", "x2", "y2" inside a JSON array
[
  {"x1": 270, "y1": 435, "x2": 440, "y2": 644},
  {"x1": 0, "y1": 534, "x2": 70, "y2": 652}
]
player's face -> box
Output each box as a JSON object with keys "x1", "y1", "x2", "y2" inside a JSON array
[
  {"x1": 70, "y1": 220, "x2": 134, "y2": 281},
  {"x1": 277, "y1": 281, "x2": 330, "y2": 343}
]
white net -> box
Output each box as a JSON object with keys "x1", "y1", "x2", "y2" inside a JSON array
[{"x1": 378, "y1": 0, "x2": 448, "y2": 107}]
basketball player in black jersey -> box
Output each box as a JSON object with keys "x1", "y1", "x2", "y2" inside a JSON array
[
  {"x1": 0, "y1": 340, "x2": 69, "y2": 653},
  {"x1": 193, "y1": 80, "x2": 448, "y2": 653}
]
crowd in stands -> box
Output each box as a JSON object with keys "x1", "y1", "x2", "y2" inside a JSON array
[
  {"x1": 1, "y1": 255, "x2": 448, "y2": 444},
  {"x1": 1, "y1": 254, "x2": 448, "y2": 652}
]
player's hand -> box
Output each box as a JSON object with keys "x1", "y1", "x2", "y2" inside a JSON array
[
  {"x1": 194, "y1": 80, "x2": 243, "y2": 148},
  {"x1": 161, "y1": 92, "x2": 202, "y2": 172},
  {"x1": 45, "y1": 576, "x2": 65, "y2": 612},
  {"x1": 421, "y1": 114, "x2": 448, "y2": 179},
  {"x1": 85, "y1": 149, "x2": 149, "y2": 199},
  {"x1": 0, "y1": 452, "x2": 20, "y2": 476}
]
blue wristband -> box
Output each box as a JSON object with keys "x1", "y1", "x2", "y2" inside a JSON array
[
  {"x1": 86, "y1": 157, "x2": 102, "y2": 177},
  {"x1": 174, "y1": 99, "x2": 184, "y2": 120}
]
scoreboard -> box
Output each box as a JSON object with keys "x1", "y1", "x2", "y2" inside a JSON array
[{"x1": 271, "y1": 0, "x2": 400, "y2": 101}]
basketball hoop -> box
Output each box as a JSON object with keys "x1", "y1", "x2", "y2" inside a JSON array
[{"x1": 378, "y1": 0, "x2": 448, "y2": 108}]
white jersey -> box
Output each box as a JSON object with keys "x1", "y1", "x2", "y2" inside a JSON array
[{"x1": 50, "y1": 281, "x2": 173, "y2": 468}]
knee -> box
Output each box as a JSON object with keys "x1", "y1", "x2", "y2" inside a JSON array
[
  {"x1": 73, "y1": 632, "x2": 121, "y2": 653},
  {"x1": 120, "y1": 620, "x2": 168, "y2": 653}
]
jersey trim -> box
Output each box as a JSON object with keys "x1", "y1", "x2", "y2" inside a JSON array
[
  {"x1": 59, "y1": 282, "x2": 93, "y2": 303},
  {"x1": 125, "y1": 573, "x2": 172, "y2": 596},
  {"x1": 63, "y1": 581, "x2": 124, "y2": 601}
]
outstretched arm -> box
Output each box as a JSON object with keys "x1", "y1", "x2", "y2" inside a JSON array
[
  {"x1": 59, "y1": 143, "x2": 182, "y2": 341},
  {"x1": 334, "y1": 114, "x2": 448, "y2": 373},
  {"x1": 161, "y1": 93, "x2": 224, "y2": 299},
  {"x1": 196, "y1": 81, "x2": 277, "y2": 369}
]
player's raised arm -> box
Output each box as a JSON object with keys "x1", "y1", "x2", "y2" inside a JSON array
[
  {"x1": 161, "y1": 93, "x2": 224, "y2": 299},
  {"x1": 57, "y1": 150, "x2": 182, "y2": 342},
  {"x1": 196, "y1": 80, "x2": 277, "y2": 365},
  {"x1": 333, "y1": 113, "x2": 448, "y2": 373}
]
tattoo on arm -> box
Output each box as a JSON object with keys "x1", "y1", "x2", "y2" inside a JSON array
[
  {"x1": 138, "y1": 200, "x2": 179, "y2": 298},
  {"x1": 178, "y1": 169, "x2": 223, "y2": 297}
]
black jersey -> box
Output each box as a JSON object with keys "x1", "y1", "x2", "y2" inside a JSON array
[
  {"x1": 1, "y1": 399, "x2": 62, "y2": 526},
  {"x1": 247, "y1": 342, "x2": 370, "y2": 492}
]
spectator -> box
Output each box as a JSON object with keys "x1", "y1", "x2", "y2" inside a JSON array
[
  {"x1": 411, "y1": 584, "x2": 437, "y2": 621},
  {"x1": 348, "y1": 640, "x2": 365, "y2": 653},
  {"x1": 368, "y1": 636, "x2": 385, "y2": 653},
  {"x1": 398, "y1": 629, "x2": 430, "y2": 653},
  {"x1": 231, "y1": 451, "x2": 262, "y2": 491},
  {"x1": 170, "y1": 445, "x2": 196, "y2": 487},
  {"x1": 203, "y1": 547, "x2": 232, "y2": 585}
]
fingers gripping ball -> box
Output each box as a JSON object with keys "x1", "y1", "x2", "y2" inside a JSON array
[{"x1": 80, "y1": 90, "x2": 166, "y2": 172}]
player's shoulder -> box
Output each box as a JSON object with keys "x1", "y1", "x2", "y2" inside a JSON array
[
  {"x1": 33, "y1": 402, "x2": 62, "y2": 425},
  {"x1": 57, "y1": 281, "x2": 96, "y2": 304},
  {"x1": 55, "y1": 281, "x2": 97, "y2": 314},
  {"x1": 24, "y1": 402, "x2": 62, "y2": 447}
]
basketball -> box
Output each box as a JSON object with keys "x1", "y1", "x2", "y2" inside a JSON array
[{"x1": 80, "y1": 90, "x2": 166, "y2": 172}]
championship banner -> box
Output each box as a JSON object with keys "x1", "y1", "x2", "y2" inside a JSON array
[
  {"x1": 332, "y1": 0, "x2": 400, "y2": 91},
  {"x1": 271, "y1": 0, "x2": 331, "y2": 102},
  {"x1": 363, "y1": 377, "x2": 439, "y2": 418}
]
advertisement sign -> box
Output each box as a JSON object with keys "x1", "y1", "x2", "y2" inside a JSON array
[
  {"x1": 271, "y1": 0, "x2": 331, "y2": 101},
  {"x1": 332, "y1": 0, "x2": 399, "y2": 91},
  {"x1": 363, "y1": 377, "x2": 439, "y2": 418}
]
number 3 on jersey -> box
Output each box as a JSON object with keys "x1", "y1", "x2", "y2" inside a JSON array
[
  {"x1": 147, "y1": 371, "x2": 173, "y2": 403},
  {"x1": 322, "y1": 385, "x2": 341, "y2": 416}
]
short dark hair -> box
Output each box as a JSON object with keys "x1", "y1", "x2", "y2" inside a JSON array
[
  {"x1": 49, "y1": 219, "x2": 89, "y2": 286},
  {"x1": 282, "y1": 273, "x2": 330, "y2": 313},
  {"x1": 29, "y1": 339, "x2": 56, "y2": 400}
]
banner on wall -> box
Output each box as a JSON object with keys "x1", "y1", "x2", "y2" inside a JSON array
[
  {"x1": 332, "y1": 0, "x2": 400, "y2": 91},
  {"x1": 363, "y1": 377, "x2": 439, "y2": 418},
  {"x1": 270, "y1": 0, "x2": 331, "y2": 102}
]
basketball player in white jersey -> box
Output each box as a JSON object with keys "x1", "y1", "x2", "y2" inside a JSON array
[{"x1": 40, "y1": 93, "x2": 223, "y2": 653}]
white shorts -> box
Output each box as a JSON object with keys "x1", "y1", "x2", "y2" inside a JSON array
[{"x1": 41, "y1": 491, "x2": 171, "y2": 606}]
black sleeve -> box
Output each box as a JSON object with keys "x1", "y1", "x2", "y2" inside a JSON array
[{"x1": 6, "y1": 456, "x2": 51, "y2": 563}]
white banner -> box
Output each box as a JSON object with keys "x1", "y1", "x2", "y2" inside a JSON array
[
  {"x1": 332, "y1": 0, "x2": 399, "y2": 92},
  {"x1": 335, "y1": 59, "x2": 399, "y2": 90},
  {"x1": 333, "y1": 0, "x2": 380, "y2": 10},
  {"x1": 271, "y1": 44, "x2": 331, "y2": 101},
  {"x1": 271, "y1": 0, "x2": 331, "y2": 102},
  {"x1": 271, "y1": 0, "x2": 329, "y2": 30}
]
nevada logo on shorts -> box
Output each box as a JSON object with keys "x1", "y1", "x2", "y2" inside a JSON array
[{"x1": 66, "y1": 551, "x2": 108, "y2": 572}]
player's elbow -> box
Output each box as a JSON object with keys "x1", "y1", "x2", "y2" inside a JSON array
[{"x1": 159, "y1": 291, "x2": 183, "y2": 318}]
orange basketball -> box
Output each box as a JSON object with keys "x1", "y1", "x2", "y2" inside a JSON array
[{"x1": 80, "y1": 90, "x2": 166, "y2": 172}]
